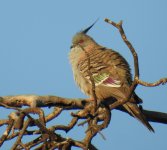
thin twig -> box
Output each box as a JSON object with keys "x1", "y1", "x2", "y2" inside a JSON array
[
  {"x1": 79, "y1": 44, "x2": 98, "y2": 114},
  {"x1": 105, "y1": 18, "x2": 139, "y2": 109},
  {"x1": 0, "y1": 118, "x2": 14, "y2": 147},
  {"x1": 137, "y1": 78, "x2": 167, "y2": 87},
  {"x1": 11, "y1": 119, "x2": 31, "y2": 150},
  {"x1": 51, "y1": 117, "x2": 78, "y2": 133},
  {"x1": 105, "y1": 18, "x2": 139, "y2": 78},
  {"x1": 45, "y1": 107, "x2": 63, "y2": 122},
  {"x1": 105, "y1": 18, "x2": 167, "y2": 110},
  {"x1": 24, "y1": 136, "x2": 44, "y2": 149}
]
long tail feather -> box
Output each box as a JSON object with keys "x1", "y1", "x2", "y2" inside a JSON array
[{"x1": 123, "y1": 102, "x2": 154, "y2": 132}]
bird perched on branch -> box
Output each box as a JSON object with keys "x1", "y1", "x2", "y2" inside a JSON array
[{"x1": 69, "y1": 21, "x2": 154, "y2": 132}]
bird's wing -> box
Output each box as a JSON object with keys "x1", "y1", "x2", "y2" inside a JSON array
[
  {"x1": 78, "y1": 47, "x2": 132, "y2": 88},
  {"x1": 92, "y1": 72, "x2": 121, "y2": 87}
]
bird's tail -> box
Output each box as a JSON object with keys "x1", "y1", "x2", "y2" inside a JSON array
[{"x1": 123, "y1": 102, "x2": 154, "y2": 132}]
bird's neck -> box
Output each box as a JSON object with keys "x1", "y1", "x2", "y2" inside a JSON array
[{"x1": 82, "y1": 43, "x2": 100, "y2": 53}]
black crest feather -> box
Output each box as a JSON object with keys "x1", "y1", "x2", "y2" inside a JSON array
[{"x1": 81, "y1": 18, "x2": 99, "y2": 34}]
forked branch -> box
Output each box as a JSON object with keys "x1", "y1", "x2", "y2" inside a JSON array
[{"x1": 105, "y1": 18, "x2": 167, "y2": 109}]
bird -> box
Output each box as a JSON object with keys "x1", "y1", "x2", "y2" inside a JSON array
[{"x1": 69, "y1": 21, "x2": 154, "y2": 132}]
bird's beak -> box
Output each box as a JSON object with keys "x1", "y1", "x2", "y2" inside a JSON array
[{"x1": 70, "y1": 45, "x2": 74, "y2": 49}]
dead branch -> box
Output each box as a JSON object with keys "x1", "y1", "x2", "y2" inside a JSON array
[
  {"x1": 11, "y1": 119, "x2": 31, "y2": 150},
  {"x1": 0, "y1": 118, "x2": 14, "y2": 147},
  {"x1": 79, "y1": 44, "x2": 98, "y2": 114},
  {"x1": 137, "y1": 78, "x2": 167, "y2": 87},
  {"x1": 0, "y1": 94, "x2": 167, "y2": 149}
]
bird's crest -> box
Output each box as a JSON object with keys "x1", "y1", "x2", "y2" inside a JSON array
[{"x1": 81, "y1": 19, "x2": 99, "y2": 34}]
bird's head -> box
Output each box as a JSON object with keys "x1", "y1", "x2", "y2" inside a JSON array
[{"x1": 71, "y1": 20, "x2": 98, "y2": 49}]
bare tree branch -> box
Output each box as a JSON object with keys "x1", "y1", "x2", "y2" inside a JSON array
[
  {"x1": 11, "y1": 119, "x2": 31, "y2": 150},
  {"x1": 0, "y1": 118, "x2": 14, "y2": 147},
  {"x1": 79, "y1": 44, "x2": 98, "y2": 114}
]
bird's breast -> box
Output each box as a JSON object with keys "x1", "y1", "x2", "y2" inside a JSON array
[{"x1": 69, "y1": 46, "x2": 92, "y2": 96}]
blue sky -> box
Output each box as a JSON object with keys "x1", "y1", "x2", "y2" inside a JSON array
[{"x1": 0, "y1": 0, "x2": 167, "y2": 149}]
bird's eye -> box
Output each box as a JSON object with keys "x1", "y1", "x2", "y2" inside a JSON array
[{"x1": 79, "y1": 39, "x2": 84, "y2": 43}]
